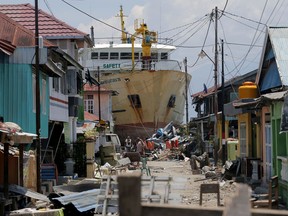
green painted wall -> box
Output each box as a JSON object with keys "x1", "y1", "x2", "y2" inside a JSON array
[
  {"x1": 0, "y1": 63, "x2": 49, "y2": 138},
  {"x1": 271, "y1": 101, "x2": 288, "y2": 206}
]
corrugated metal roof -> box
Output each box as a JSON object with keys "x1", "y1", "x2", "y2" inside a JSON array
[
  {"x1": 268, "y1": 27, "x2": 288, "y2": 87},
  {"x1": 52, "y1": 189, "x2": 101, "y2": 213},
  {"x1": 0, "y1": 4, "x2": 92, "y2": 44},
  {"x1": 0, "y1": 12, "x2": 55, "y2": 49}
]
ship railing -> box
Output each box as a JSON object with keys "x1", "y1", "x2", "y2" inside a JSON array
[{"x1": 120, "y1": 60, "x2": 182, "y2": 72}]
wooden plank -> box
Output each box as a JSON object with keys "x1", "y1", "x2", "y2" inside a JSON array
[
  {"x1": 147, "y1": 176, "x2": 155, "y2": 203},
  {"x1": 141, "y1": 204, "x2": 288, "y2": 216},
  {"x1": 4, "y1": 142, "x2": 9, "y2": 198},
  {"x1": 101, "y1": 175, "x2": 111, "y2": 216},
  {"x1": 142, "y1": 204, "x2": 223, "y2": 216},
  {"x1": 118, "y1": 173, "x2": 141, "y2": 216}
]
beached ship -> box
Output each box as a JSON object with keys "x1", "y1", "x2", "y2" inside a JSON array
[{"x1": 79, "y1": 6, "x2": 191, "y2": 142}]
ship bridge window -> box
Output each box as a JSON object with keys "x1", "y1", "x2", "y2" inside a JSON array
[
  {"x1": 91, "y1": 52, "x2": 98, "y2": 59},
  {"x1": 120, "y1": 52, "x2": 132, "y2": 59},
  {"x1": 110, "y1": 52, "x2": 119, "y2": 60},
  {"x1": 161, "y1": 53, "x2": 168, "y2": 60},
  {"x1": 100, "y1": 52, "x2": 109, "y2": 59},
  {"x1": 128, "y1": 94, "x2": 142, "y2": 108},
  {"x1": 134, "y1": 52, "x2": 140, "y2": 60},
  {"x1": 151, "y1": 53, "x2": 158, "y2": 60}
]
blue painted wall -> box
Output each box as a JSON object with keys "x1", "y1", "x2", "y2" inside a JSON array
[{"x1": 0, "y1": 63, "x2": 49, "y2": 138}]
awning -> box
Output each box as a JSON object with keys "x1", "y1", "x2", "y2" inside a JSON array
[
  {"x1": 53, "y1": 48, "x2": 83, "y2": 71},
  {"x1": 42, "y1": 58, "x2": 66, "y2": 77},
  {"x1": 0, "y1": 122, "x2": 37, "y2": 144},
  {"x1": 233, "y1": 90, "x2": 287, "y2": 108}
]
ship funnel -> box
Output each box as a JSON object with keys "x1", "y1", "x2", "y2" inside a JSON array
[{"x1": 90, "y1": 26, "x2": 95, "y2": 46}]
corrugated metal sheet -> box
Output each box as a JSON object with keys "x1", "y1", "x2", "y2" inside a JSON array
[
  {"x1": 268, "y1": 27, "x2": 288, "y2": 87},
  {"x1": 0, "y1": 63, "x2": 49, "y2": 137},
  {"x1": 9, "y1": 47, "x2": 48, "y2": 64},
  {"x1": 53, "y1": 189, "x2": 101, "y2": 213}
]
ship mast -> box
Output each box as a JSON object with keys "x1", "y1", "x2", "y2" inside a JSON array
[{"x1": 117, "y1": 5, "x2": 127, "y2": 44}]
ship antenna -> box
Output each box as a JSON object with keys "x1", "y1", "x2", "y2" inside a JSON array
[{"x1": 116, "y1": 5, "x2": 128, "y2": 44}]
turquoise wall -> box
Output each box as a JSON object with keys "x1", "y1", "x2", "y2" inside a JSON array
[{"x1": 0, "y1": 63, "x2": 49, "y2": 138}]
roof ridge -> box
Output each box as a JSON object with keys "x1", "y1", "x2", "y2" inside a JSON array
[
  {"x1": 0, "y1": 3, "x2": 89, "y2": 36},
  {"x1": 34, "y1": 4, "x2": 89, "y2": 36}
]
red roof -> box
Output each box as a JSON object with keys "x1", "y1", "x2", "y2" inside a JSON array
[
  {"x1": 0, "y1": 4, "x2": 90, "y2": 39},
  {"x1": 191, "y1": 85, "x2": 218, "y2": 98},
  {"x1": 0, "y1": 12, "x2": 54, "y2": 52},
  {"x1": 84, "y1": 111, "x2": 99, "y2": 121},
  {"x1": 84, "y1": 83, "x2": 111, "y2": 92}
]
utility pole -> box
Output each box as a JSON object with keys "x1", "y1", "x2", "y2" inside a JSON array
[
  {"x1": 34, "y1": 0, "x2": 41, "y2": 193},
  {"x1": 213, "y1": 6, "x2": 219, "y2": 165},
  {"x1": 184, "y1": 57, "x2": 189, "y2": 135},
  {"x1": 97, "y1": 66, "x2": 101, "y2": 121},
  {"x1": 221, "y1": 39, "x2": 226, "y2": 165}
]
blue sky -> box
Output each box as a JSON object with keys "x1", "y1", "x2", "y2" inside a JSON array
[{"x1": 2, "y1": 0, "x2": 288, "y2": 118}]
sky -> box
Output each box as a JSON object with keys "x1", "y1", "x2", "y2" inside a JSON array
[{"x1": 2, "y1": 0, "x2": 288, "y2": 118}]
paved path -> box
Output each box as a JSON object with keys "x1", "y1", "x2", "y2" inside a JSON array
[{"x1": 146, "y1": 159, "x2": 237, "y2": 207}]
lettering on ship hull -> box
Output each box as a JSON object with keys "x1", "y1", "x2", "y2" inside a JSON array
[
  {"x1": 103, "y1": 63, "x2": 121, "y2": 69},
  {"x1": 100, "y1": 78, "x2": 121, "y2": 85}
]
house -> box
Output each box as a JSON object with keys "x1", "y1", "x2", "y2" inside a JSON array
[
  {"x1": 0, "y1": 12, "x2": 56, "y2": 139},
  {"x1": 83, "y1": 83, "x2": 114, "y2": 131},
  {"x1": 191, "y1": 70, "x2": 257, "y2": 161},
  {"x1": 218, "y1": 26, "x2": 288, "y2": 207},
  {"x1": 0, "y1": 10, "x2": 74, "y2": 193},
  {"x1": 0, "y1": 3, "x2": 94, "y2": 175},
  {"x1": 236, "y1": 27, "x2": 288, "y2": 206}
]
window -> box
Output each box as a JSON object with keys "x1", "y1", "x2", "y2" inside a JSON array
[
  {"x1": 60, "y1": 76, "x2": 66, "y2": 94},
  {"x1": 167, "y1": 95, "x2": 176, "y2": 108},
  {"x1": 100, "y1": 52, "x2": 109, "y2": 59},
  {"x1": 84, "y1": 95, "x2": 94, "y2": 113},
  {"x1": 134, "y1": 52, "x2": 140, "y2": 60},
  {"x1": 151, "y1": 52, "x2": 158, "y2": 60},
  {"x1": 110, "y1": 52, "x2": 119, "y2": 59},
  {"x1": 161, "y1": 53, "x2": 168, "y2": 60},
  {"x1": 42, "y1": 78, "x2": 47, "y2": 114},
  {"x1": 239, "y1": 122, "x2": 246, "y2": 157},
  {"x1": 128, "y1": 94, "x2": 142, "y2": 108},
  {"x1": 120, "y1": 52, "x2": 132, "y2": 59},
  {"x1": 91, "y1": 52, "x2": 98, "y2": 59},
  {"x1": 52, "y1": 77, "x2": 60, "y2": 92}
]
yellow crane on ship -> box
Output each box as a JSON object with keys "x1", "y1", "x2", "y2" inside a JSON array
[{"x1": 118, "y1": 6, "x2": 157, "y2": 70}]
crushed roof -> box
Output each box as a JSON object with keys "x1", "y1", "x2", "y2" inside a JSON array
[{"x1": 0, "y1": 3, "x2": 90, "y2": 39}]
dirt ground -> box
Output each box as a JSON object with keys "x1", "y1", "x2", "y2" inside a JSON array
[{"x1": 145, "y1": 157, "x2": 239, "y2": 207}]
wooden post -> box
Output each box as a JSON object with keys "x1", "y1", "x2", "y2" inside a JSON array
[
  {"x1": 118, "y1": 173, "x2": 141, "y2": 216},
  {"x1": 223, "y1": 184, "x2": 251, "y2": 216},
  {"x1": 19, "y1": 144, "x2": 24, "y2": 186},
  {"x1": 4, "y1": 142, "x2": 9, "y2": 198}
]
